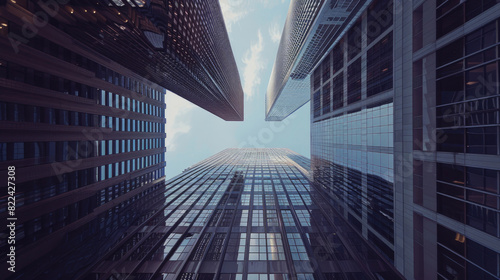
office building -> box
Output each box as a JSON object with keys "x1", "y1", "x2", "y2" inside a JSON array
[
  {"x1": 3, "y1": 0, "x2": 244, "y2": 121},
  {"x1": 0, "y1": 0, "x2": 242, "y2": 278},
  {"x1": 265, "y1": 0, "x2": 367, "y2": 121},
  {"x1": 308, "y1": 0, "x2": 500, "y2": 279},
  {"x1": 77, "y1": 148, "x2": 402, "y2": 280}
]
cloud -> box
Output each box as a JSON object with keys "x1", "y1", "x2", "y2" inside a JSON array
[
  {"x1": 219, "y1": 0, "x2": 248, "y2": 32},
  {"x1": 242, "y1": 30, "x2": 265, "y2": 100},
  {"x1": 268, "y1": 21, "x2": 282, "y2": 43},
  {"x1": 165, "y1": 91, "x2": 195, "y2": 151}
]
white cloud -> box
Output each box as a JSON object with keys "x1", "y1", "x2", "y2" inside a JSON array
[
  {"x1": 242, "y1": 30, "x2": 265, "y2": 100},
  {"x1": 219, "y1": 0, "x2": 248, "y2": 32},
  {"x1": 165, "y1": 91, "x2": 195, "y2": 151},
  {"x1": 268, "y1": 21, "x2": 282, "y2": 43}
]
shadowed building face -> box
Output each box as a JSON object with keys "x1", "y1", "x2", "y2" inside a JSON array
[
  {"x1": 81, "y1": 148, "x2": 403, "y2": 280},
  {"x1": 0, "y1": 0, "x2": 243, "y2": 278}
]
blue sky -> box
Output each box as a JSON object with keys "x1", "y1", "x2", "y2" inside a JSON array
[{"x1": 164, "y1": 0, "x2": 310, "y2": 179}]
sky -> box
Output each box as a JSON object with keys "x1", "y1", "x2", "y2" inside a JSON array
[{"x1": 164, "y1": 0, "x2": 310, "y2": 180}]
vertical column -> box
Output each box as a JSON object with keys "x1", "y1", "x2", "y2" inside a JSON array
[
  {"x1": 392, "y1": 0, "x2": 414, "y2": 278},
  {"x1": 361, "y1": 12, "x2": 369, "y2": 238},
  {"x1": 343, "y1": 39, "x2": 349, "y2": 108}
]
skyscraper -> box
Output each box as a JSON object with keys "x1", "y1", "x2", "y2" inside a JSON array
[
  {"x1": 3, "y1": 0, "x2": 244, "y2": 121},
  {"x1": 76, "y1": 148, "x2": 402, "y2": 280},
  {"x1": 307, "y1": 0, "x2": 500, "y2": 279},
  {"x1": 0, "y1": 0, "x2": 242, "y2": 278},
  {"x1": 265, "y1": 0, "x2": 367, "y2": 121}
]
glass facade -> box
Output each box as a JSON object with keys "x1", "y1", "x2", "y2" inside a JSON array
[
  {"x1": 310, "y1": 0, "x2": 395, "y2": 264},
  {"x1": 1, "y1": 0, "x2": 243, "y2": 121},
  {"x1": 411, "y1": 2, "x2": 500, "y2": 279},
  {"x1": 265, "y1": 0, "x2": 367, "y2": 121},
  {"x1": 0, "y1": 1, "x2": 176, "y2": 278},
  {"x1": 81, "y1": 148, "x2": 402, "y2": 280}
]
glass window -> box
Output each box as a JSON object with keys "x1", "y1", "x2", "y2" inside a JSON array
[
  {"x1": 287, "y1": 233, "x2": 309, "y2": 260},
  {"x1": 347, "y1": 58, "x2": 362, "y2": 104}
]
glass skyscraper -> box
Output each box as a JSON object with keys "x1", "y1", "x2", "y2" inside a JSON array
[
  {"x1": 0, "y1": 0, "x2": 242, "y2": 278},
  {"x1": 0, "y1": 0, "x2": 244, "y2": 121},
  {"x1": 76, "y1": 148, "x2": 402, "y2": 280},
  {"x1": 265, "y1": 0, "x2": 366, "y2": 121},
  {"x1": 306, "y1": 0, "x2": 500, "y2": 279}
]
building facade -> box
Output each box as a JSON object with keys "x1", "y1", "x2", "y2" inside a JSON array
[
  {"x1": 3, "y1": 0, "x2": 244, "y2": 121},
  {"x1": 265, "y1": 0, "x2": 367, "y2": 121},
  {"x1": 77, "y1": 148, "x2": 402, "y2": 280},
  {"x1": 0, "y1": 0, "x2": 241, "y2": 278},
  {"x1": 309, "y1": 0, "x2": 500, "y2": 279}
]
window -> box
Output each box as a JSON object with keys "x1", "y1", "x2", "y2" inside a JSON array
[
  {"x1": 240, "y1": 210, "x2": 249, "y2": 227},
  {"x1": 322, "y1": 82, "x2": 331, "y2": 114},
  {"x1": 331, "y1": 43, "x2": 343, "y2": 76},
  {"x1": 295, "y1": 210, "x2": 311, "y2": 226},
  {"x1": 313, "y1": 68, "x2": 321, "y2": 91},
  {"x1": 238, "y1": 233, "x2": 246, "y2": 260},
  {"x1": 281, "y1": 210, "x2": 295, "y2": 226},
  {"x1": 413, "y1": 5, "x2": 423, "y2": 51},
  {"x1": 266, "y1": 210, "x2": 279, "y2": 226},
  {"x1": 249, "y1": 233, "x2": 267, "y2": 260},
  {"x1": 252, "y1": 210, "x2": 264, "y2": 227},
  {"x1": 436, "y1": 2, "x2": 464, "y2": 38},
  {"x1": 347, "y1": 58, "x2": 361, "y2": 104},
  {"x1": 331, "y1": 73, "x2": 343, "y2": 110},
  {"x1": 193, "y1": 210, "x2": 211, "y2": 226},
  {"x1": 267, "y1": 233, "x2": 285, "y2": 260},
  {"x1": 322, "y1": 54, "x2": 330, "y2": 81},
  {"x1": 287, "y1": 233, "x2": 309, "y2": 260},
  {"x1": 367, "y1": 0, "x2": 393, "y2": 44},
  {"x1": 367, "y1": 33, "x2": 393, "y2": 97},
  {"x1": 313, "y1": 90, "x2": 321, "y2": 118},
  {"x1": 253, "y1": 193, "x2": 263, "y2": 206},
  {"x1": 348, "y1": 20, "x2": 362, "y2": 60}
]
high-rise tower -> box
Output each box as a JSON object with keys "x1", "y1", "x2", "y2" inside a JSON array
[
  {"x1": 307, "y1": 0, "x2": 500, "y2": 279},
  {"x1": 79, "y1": 148, "x2": 402, "y2": 280},
  {"x1": 265, "y1": 0, "x2": 367, "y2": 121},
  {"x1": 0, "y1": 0, "x2": 243, "y2": 278}
]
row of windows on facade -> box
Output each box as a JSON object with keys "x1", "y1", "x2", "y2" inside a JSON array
[
  {"x1": 0, "y1": 158, "x2": 165, "y2": 214},
  {"x1": 99, "y1": 213, "x2": 375, "y2": 277},
  {"x1": 100, "y1": 115, "x2": 165, "y2": 133},
  {"x1": 433, "y1": 162, "x2": 500, "y2": 237},
  {"x1": 312, "y1": 32, "x2": 393, "y2": 118},
  {"x1": 436, "y1": 52, "x2": 498, "y2": 107},
  {"x1": 312, "y1": 162, "x2": 395, "y2": 244},
  {"x1": 99, "y1": 199, "x2": 319, "y2": 263},
  {"x1": 0, "y1": 59, "x2": 164, "y2": 108},
  {"x1": 311, "y1": 102, "x2": 394, "y2": 150},
  {"x1": 436, "y1": 0, "x2": 499, "y2": 39},
  {"x1": 103, "y1": 208, "x2": 339, "y2": 265},
  {"x1": 321, "y1": 192, "x2": 395, "y2": 264},
  {"x1": 411, "y1": 17, "x2": 500, "y2": 155},
  {"x1": 430, "y1": 18, "x2": 499, "y2": 142},
  {"x1": 436, "y1": 223, "x2": 500, "y2": 280},
  {"x1": 0, "y1": 102, "x2": 165, "y2": 135},
  {"x1": 133, "y1": 273, "x2": 330, "y2": 280},
  {"x1": 0, "y1": 162, "x2": 165, "y2": 225},
  {"x1": 312, "y1": 0, "x2": 393, "y2": 89},
  {"x1": 0, "y1": 178, "x2": 165, "y2": 255},
  {"x1": 99, "y1": 89, "x2": 164, "y2": 117},
  {"x1": 433, "y1": 23, "x2": 499, "y2": 155},
  {"x1": 15, "y1": 181, "x2": 165, "y2": 280},
  {"x1": 1, "y1": 23, "x2": 165, "y2": 102},
  {"x1": 436, "y1": 126, "x2": 499, "y2": 155},
  {"x1": 165, "y1": 167, "x2": 308, "y2": 185},
  {"x1": 159, "y1": 184, "x2": 315, "y2": 211},
  {"x1": 0, "y1": 138, "x2": 165, "y2": 162}
]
